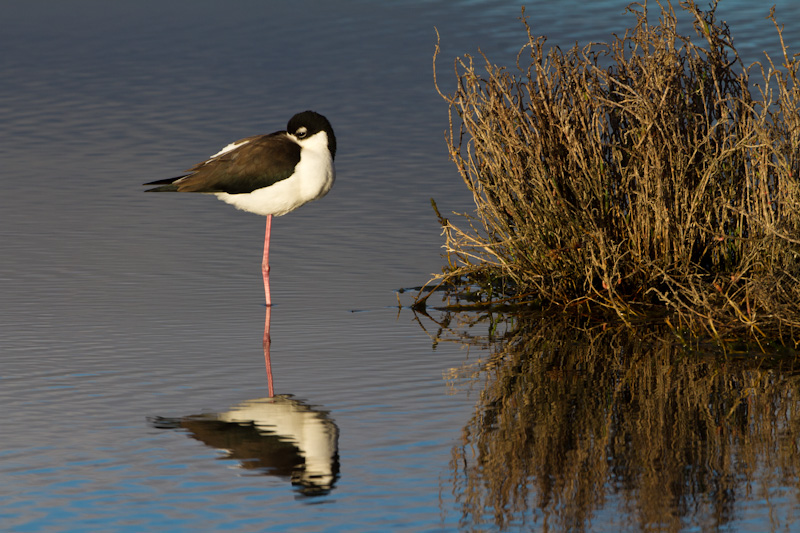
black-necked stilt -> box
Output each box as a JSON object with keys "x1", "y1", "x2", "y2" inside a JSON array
[
  {"x1": 144, "y1": 110, "x2": 336, "y2": 306},
  {"x1": 150, "y1": 395, "x2": 340, "y2": 496}
]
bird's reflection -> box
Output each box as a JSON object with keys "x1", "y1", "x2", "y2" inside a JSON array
[
  {"x1": 150, "y1": 264, "x2": 337, "y2": 495},
  {"x1": 151, "y1": 395, "x2": 340, "y2": 497}
]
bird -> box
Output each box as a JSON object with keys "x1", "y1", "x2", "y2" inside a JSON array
[{"x1": 144, "y1": 110, "x2": 336, "y2": 307}]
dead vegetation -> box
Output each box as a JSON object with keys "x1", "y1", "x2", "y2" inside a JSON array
[{"x1": 424, "y1": 0, "x2": 800, "y2": 343}]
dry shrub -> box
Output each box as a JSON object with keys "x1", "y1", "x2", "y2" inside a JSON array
[{"x1": 427, "y1": 0, "x2": 800, "y2": 341}]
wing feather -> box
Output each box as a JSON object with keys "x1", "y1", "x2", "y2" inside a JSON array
[{"x1": 144, "y1": 132, "x2": 300, "y2": 194}]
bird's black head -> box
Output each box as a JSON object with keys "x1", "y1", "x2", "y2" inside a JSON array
[{"x1": 287, "y1": 111, "x2": 337, "y2": 160}]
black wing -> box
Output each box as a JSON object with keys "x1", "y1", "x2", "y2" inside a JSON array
[{"x1": 144, "y1": 132, "x2": 301, "y2": 194}]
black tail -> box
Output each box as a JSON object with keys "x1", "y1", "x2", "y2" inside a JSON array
[{"x1": 143, "y1": 176, "x2": 185, "y2": 192}]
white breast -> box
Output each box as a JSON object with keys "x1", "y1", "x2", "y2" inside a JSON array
[{"x1": 214, "y1": 131, "x2": 335, "y2": 217}]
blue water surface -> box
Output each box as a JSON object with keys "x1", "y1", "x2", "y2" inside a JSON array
[{"x1": 1, "y1": 1, "x2": 799, "y2": 531}]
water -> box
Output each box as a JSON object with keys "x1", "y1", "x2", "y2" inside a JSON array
[{"x1": 1, "y1": 1, "x2": 799, "y2": 531}]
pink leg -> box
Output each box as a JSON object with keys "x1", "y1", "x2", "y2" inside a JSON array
[
  {"x1": 263, "y1": 304, "x2": 274, "y2": 397},
  {"x1": 262, "y1": 215, "x2": 274, "y2": 397},
  {"x1": 262, "y1": 215, "x2": 272, "y2": 307}
]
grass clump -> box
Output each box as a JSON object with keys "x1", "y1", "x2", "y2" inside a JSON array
[{"x1": 426, "y1": 0, "x2": 800, "y2": 342}]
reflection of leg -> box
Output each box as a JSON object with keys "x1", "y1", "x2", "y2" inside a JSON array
[
  {"x1": 262, "y1": 215, "x2": 272, "y2": 307},
  {"x1": 263, "y1": 304, "x2": 274, "y2": 397}
]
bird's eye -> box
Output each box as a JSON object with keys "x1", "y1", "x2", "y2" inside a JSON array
[{"x1": 295, "y1": 127, "x2": 308, "y2": 139}]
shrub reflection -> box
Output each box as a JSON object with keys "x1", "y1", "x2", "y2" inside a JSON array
[{"x1": 422, "y1": 310, "x2": 800, "y2": 531}]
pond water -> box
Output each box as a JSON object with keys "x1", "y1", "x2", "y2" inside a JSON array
[{"x1": 1, "y1": 1, "x2": 799, "y2": 531}]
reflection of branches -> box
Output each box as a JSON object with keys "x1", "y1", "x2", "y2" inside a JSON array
[{"x1": 417, "y1": 306, "x2": 800, "y2": 532}]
